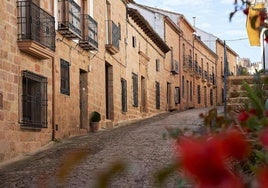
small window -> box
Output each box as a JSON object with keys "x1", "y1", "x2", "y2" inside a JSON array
[
  {"x1": 156, "y1": 81, "x2": 160, "y2": 109},
  {"x1": 132, "y1": 73, "x2": 138, "y2": 107},
  {"x1": 174, "y1": 87, "x2": 180, "y2": 104},
  {"x1": 21, "y1": 71, "x2": 47, "y2": 128},
  {"x1": 118, "y1": 23, "x2": 121, "y2": 40},
  {"x1": 132, "y1": 36, "x2": 136, "y2": 48},
  {"x1": 121, "y1": 78, "x2": 127, "y2": 112},
  {"x1": 190, "y1": 81, "x2": 192, "y2": 102},
  {"x1": 156, "y1": 59, "x2": 160, "y2": 72},
  {"x1": 60, "y1": 59, "x2": 70, "y2": 95}
]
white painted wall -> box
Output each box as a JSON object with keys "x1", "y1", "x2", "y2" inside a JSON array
[{"x1": 128, "y1": 4, "x2": 165, "y2": 40}]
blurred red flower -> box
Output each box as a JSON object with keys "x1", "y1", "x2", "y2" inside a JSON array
[
  {"x1": 176, "y1": 134, "x2": 244, "y2": 187},
  {"x1": 238, "y1": 111, "x2": 250, "y2": 122},
  {"x1": 221, "y1": 129, "x2": 250, "y2": 160},
  {"x1": 260, "y1": 127, "x2": 268, "y2": 147},
  {"x1": 257, "y1": 167, "x2": 268, "y2": 188}
]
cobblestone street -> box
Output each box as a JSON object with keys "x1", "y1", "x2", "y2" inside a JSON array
[{"x1": 0, "y1": 107, "x2": 223, "y2": 188}]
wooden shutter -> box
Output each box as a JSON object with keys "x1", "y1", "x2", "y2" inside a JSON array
[
  {"x1": 132, "y1": 73, "x2": 138, "y2": 107},
  {"x1": 156, "y1": 82, "x2": 160, "y2": 109}
]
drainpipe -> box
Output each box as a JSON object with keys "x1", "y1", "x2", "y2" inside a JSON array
[{"x1": 52, "y1": 56, "x2": 56, "y2": 141}]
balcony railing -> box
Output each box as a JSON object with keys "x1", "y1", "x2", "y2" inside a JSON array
[
  {"x1": 106, "y1": 20, "x2": 120, "y2": 54},
  {"x1": 17, "y1": 0, "x2": 55, "y2": 58},
  {"x1": 198, "y1": 66, "x2": 202, "y2": 76},
  {"x1": 58, "y1": 0, "x2": 82, "y2": 39},
  {"x1": 183, "y1": 55, "x2": 193, "y2": 72},
  {"x1": 202, "y1": 71, "x2": 208, "y2": 82},
  {"x1": 79, "y1": 14, "x2": 98, "y2": 50},
  {"x1": 188, "y1": 55, "x2": 193, "y2": 68},
  {"x1": 171, "y1": 60, "x2": 179, "y2": 74},
  {"x1": 194, "y1": 62, "x2": 198, "y2": 73}
]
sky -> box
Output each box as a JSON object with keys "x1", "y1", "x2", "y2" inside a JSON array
[{"x1": 134, "y1": 0, "x2": 262, "y2": 63}]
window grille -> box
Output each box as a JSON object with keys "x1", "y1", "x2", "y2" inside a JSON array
[{"x1": 21, "y1": 71, "x2": 47, "y2": 128}]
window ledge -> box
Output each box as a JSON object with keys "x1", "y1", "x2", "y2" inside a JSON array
[
  {"x1": 17, "y1": 40, "x2": 55, "y2": 59},
  {"x1": 106, "y1": 44, "x2": 119, "y2": 55}
]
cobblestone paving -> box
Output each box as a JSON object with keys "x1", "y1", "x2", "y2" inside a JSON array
[{"x1": 0, "y1": 107, "x2": 223, "y2": 188}]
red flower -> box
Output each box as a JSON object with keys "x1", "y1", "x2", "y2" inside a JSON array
[
  {"x1": 176, "y1": 136, "x2": 243, "y2": 187},
  {"x1": 260, "y1": 128, "x2": 268, "y2": 147},
  {"x1": 248, "y1": 108, "x2": 257, "y2": 115},
  {"x1": 257, "y1": 167, "x2": 268, "y2": 188},
  {"x1": 238, "y1": 111, "x2": 250, "y2": 122},
  {"x1": 265, "y1": 110, "x2": 268, "y2": 117},
  {"x1": 221, "y1": 129, "x2": 250, "y2": 160}
]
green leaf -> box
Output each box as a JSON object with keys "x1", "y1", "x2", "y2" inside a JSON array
[{"x1": 242, "y1": 81, "x2": 264, "y2": 113}]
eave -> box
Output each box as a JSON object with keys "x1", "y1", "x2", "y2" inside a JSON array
[
  {"x1": 127, "y1": 7, "x2": 170, "y2": 53},
  {"x1": 164, "y1": 16, "x2": 182, "y2": 36}
]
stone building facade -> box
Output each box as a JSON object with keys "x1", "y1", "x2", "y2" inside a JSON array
[{"x1": 0, "y1": 0, "x2": 238, "y2": 163}]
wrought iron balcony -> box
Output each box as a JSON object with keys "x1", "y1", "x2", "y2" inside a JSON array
[
  {"x1": 202, "y1": 70, "x2": 208, "y2": 82},
  {"x1": 17, "y1": 0, "x2": 55, "y2": 59},
  {"x1": 209, "y1": 74, "x2": 214, "y2": 83},
  {"x1": 106, "y1": 20, "x2": 120, "y2": 54},
  {"x1": 79, "y1": 14, "x2": 98, "y2": 51},
  {"x1": 183, "y1": 55, "x2": 193, "y2": 72},
  {"x1": 194, "y1": 64, "x2": 202, "y2": 79},
  {"x1": 198, "y1": 66, "x2": 202, "y2": 76},
  {"x1": 171, "y1": 60, "x2": 179, "y2": 74},
  {"x1": 58, "y1": 0, "x2": 82, "y2": 39},
  {"x1": 194, "y1": 62, "x2": 198, "y2": 73},
  {"x1": 188, "y1": 55, "x2": 193, "y2": 68}
]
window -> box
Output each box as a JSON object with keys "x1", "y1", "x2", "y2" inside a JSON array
[
  {"x1": 190, "y1": 81, "x2": 193, "y2": 102},
  {"x1": 156, "y1": 59, "x2": 160, "y2": 72},
  {"x1": 156, "y1": 81, "x2": 160, "y2": 109},
  {"x1": 121, "y1": 78, "x2": 127, "y2": 112},
  {"x1": 210, "y1": 89, "x2": 213, "y2": 106},
  {"x1": 132, "y1": 36, "x2": 136, "y2": 48},
  {"x1": 60, "y1": 59, "x2": 70, "y2": 95},
  {"x1": 182, "y1": 76, "x2": 185, "y2": 98},
  {"x1": 174, "y1": 87, "x2": 180, "y2": 104},
  {"x1": 222, "y1": 88, "x2": 224, "y2": 103},
  {"x1": 21, "y1": 71, "x2": 47, "y2": 128},
  {"x1": 197, "y1": 85, "x2": 201, "y2": 104},
  {"x1": 132, "y1": 73, "x2": 138, "y2": 107}
]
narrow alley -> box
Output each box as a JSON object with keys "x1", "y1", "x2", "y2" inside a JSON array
[{"x1": 0, "y1": 107, "x2": 223, "y2": 187}]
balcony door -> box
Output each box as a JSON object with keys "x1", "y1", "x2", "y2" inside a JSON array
[{"x1": 141, "y1": 76, "x2": 147, "y2": 113}]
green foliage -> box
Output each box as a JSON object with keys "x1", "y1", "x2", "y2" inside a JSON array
[{"x1": 90, "y1": 111, "x2": 101, "y2": 122}]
